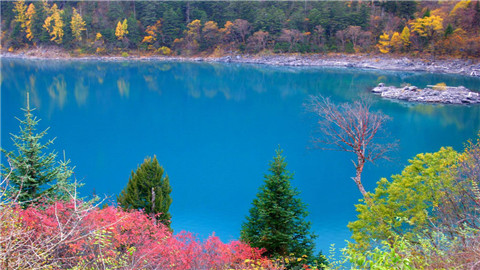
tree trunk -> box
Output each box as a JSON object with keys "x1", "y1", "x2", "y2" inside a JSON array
[
  {"x1": 151, "y1": 187, "x2": 156, "y2": 225},
  {"x1": 352, "y1": 159, "x2": 369, "y2": 200}
]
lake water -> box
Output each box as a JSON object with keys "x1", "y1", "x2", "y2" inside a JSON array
[{"x1": 1, "y1": 58, "x2": 480, "y2": 254}]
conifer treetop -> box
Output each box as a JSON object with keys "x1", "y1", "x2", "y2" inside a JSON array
[
  {"x1": 241, "y1": 147, "x2": 316, "y2": 260},
  {"x1": 1, "y1": 92, "x2": 76, "y2": 205}
]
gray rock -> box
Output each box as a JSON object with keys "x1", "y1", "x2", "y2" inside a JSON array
[{"x1": 371, "y1": 84, "x2": 480, "y2": 104}]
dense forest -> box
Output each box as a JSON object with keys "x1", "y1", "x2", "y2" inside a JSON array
[{"x1": 1, "y1": 0, "x2": 480, "y2": 58}]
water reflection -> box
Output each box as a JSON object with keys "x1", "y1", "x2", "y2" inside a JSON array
[
  {"x1": 409, "y1": 104, "x2": 480, "y2": 130},
  {"x1": 27, "y1": 75, "x2": 42, "y2": 109},
  {"x1": 1, "y1": 58, "x2": 479, "y2": 120},
  {"x1": 74, "y1": 77, "x2": 89, "y2": 106},
  {"x1": 157, "y1": 63, "x2": 172, "y2": 72},
  {"x1": 117, "y1": 78, "x2": 130, "y2": 98},
  {"x1": 48, "y1": 75, "x2": 67, "y2": 109},
  {"x1": 143, "y1": 75, "x2": 159, "y2": 93}
]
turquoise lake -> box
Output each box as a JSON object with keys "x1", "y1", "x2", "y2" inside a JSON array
[{"x1": 1, "y1": 58, "x2": 480, "y2": 254}]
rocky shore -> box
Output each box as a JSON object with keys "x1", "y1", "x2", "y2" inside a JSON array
[
  {"x1": 217, "y1": 54, "x2": 480, "y2": 78},
  {"x1": 2, "y1": 47, "x2": 480, "y2": 78},
  {"x1": 372, "y1": 83, "x2": 480, "y2": 104}
]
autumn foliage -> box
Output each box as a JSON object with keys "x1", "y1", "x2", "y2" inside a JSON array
[
  {"x1": 0, "y1": 199, "x2": 274, "y2": 269},
  {"x1": 4, "y1": 1, "x2": 480, "y2": 58}
]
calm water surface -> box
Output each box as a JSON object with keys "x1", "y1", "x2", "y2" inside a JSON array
[{"x1": 1, "y1": 58, "x2": 480, "y2": 254}]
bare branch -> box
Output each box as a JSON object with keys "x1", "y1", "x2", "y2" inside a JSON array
[{"x1": 305, "y1": 94, "x2": 397, "y2": 198}]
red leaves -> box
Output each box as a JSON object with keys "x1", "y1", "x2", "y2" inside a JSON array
[{"x1": 1, "y1": 200, "x2": 270, "y2": 269}]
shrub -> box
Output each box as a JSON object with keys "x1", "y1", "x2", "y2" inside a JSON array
[
  {"x1": 432, "y1": 82, "x2": 447, "y2": 91},
  {"x1": 157, "y1": 46, "x2": 172, "y2": 55},
  {"x1": 0, "y1": 200, "x2": 272, "y2": 269},
  {"x1": 348, "y1": 147, "x2": 459, "y2": 250}
]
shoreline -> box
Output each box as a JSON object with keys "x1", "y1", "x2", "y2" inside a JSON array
[{"x1": 2, "y1": 49, "x2": 480, "y2": 78}]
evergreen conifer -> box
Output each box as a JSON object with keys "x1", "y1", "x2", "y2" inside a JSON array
[
  {"x1": 117, "y1": 156, "x2": 172, "y2": 228},
  {"x1": 1, "y1": 93, "x2": 76, "y2": 205},
  {"x1": 241, "y1": 148, "x2": 316, "y2": 260},
  {"x1": 31, "y1": 1, "x2": 49, "y2": 43}
]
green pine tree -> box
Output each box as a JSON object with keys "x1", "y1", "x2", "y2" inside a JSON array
[
  {"x1": 126, "y1": 14, "x2": 141, "y2": 48},
  {"x1": 162, "y1": 7, "x2": 183, "y2": 46},
  {"x1": 241, "y1": 148, "x2": 316, "y2": 261},
  {"x1": 31, "y1": 1, "x2": 49, "y2": 44},
  {"x1": 117, "y1": 156, "x2": 172, "y2": 228},
  {"x1": 1, "y1": 93, "x2": 76, "y2": 205},
  {"x1": 444, "y1": 23, "x2": 454, "y2": 38}
]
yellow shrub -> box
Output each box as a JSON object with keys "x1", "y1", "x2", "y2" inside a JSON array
[
  {"x1": 156, "y1": 46, "x2": 172, "y2": 56},
  {"x1": 432, "y1": 82, "x2": 447, "y2": 91}
]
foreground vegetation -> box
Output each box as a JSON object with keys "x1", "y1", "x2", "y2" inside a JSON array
[
  {"x1": 1, "y1": 1, "x2": 480, "y2": 59},
  {"x1": 0, "y1": 199, "x2": 276, "y2": 269},
  {"x1": 343, "y1": 136, "x2": 480, "y2": 269}
]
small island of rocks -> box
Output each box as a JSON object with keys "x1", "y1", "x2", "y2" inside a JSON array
[{"x1": 371, "y1": 83, "x2": 480, "y2": 104}]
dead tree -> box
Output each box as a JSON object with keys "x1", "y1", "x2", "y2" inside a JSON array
[{"x1": 306, "y1": 95, "x2": 396, "y2": 199}]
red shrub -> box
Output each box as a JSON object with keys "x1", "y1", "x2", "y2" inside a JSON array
[{"x1": 0, "y1": 200, "x2": 274, "y2": 269}]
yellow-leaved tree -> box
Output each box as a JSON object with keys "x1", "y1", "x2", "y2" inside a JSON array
[
  {"x1": 390, "y1": 32, "x2": 402, "y2": 52},
  {"x1": 25, "y1": 3, "x2": 35, "y2": 41},
  {"x1": 202, "y1": 21, "x2": 219, "y2": 51},
  {"x1": 115, "y1": 19, "x2": 128, "y2": 40},
  {"x1": 410, "y1": 15, "x2": 444, "y2": 39},
  {"x1": 13, "y1": 0, "x2": 28, "y2": 40},
  {"x1": 96, "y1": 32, "x2": 103, "y2": 41},
  {"x1": 142, "y1": 20, "x2": 163, "y2": 50},
  {"x1": 377, "y1": 33, "x2": 391, "y2": 53},
  {"x1": 70, "y1": 8, "x2": 86, "y2": 42},
  {"x1": 377, "y1": 28, "x2": 409, "y2": 54},
  {"x1": 184, "y1": 19, "x2": 202, "y2": 54},
  {"x1": 449, "y1": 0, "x2": 471, "y2": 17},
  {"x1": 400, "y1": 26, "x2": 411, "y2": 50},
  {"x1": 94, "y1": 32, "x2": 105, "y2": 54},
  {"x1": 410, "y1": 15, "x2": 443, "y2": 56},
  {"x1": 43, "y1": 3, "x2": 64, "y2": 44}
]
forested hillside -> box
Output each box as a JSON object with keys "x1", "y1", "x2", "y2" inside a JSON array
[{"x1": 1, "y1": 1, "x2": 480, "y2": 58}]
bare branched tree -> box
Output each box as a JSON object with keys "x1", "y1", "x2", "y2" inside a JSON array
[
  {"x1": 232, "y1": 19, "x2": 251, "y2": 44},
  {"x1": 306, "y1": 95, "x2": 396, "y2": 199}
]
